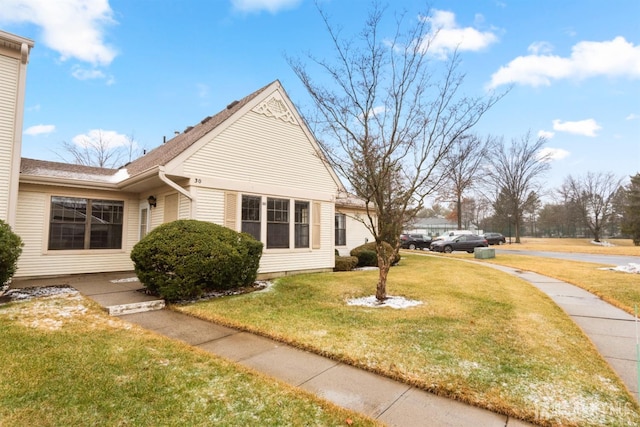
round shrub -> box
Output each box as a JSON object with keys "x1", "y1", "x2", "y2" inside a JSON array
[
  {"x1": 131, "y1": 220, "x2": 263, "y2": 302},
  {"x1": 0, "y1": 219, "x2": 23, "y2": 290},
  {"x1": 350, "y1": 241, "x2": 400, "y2": 267},
  {"x1": 334, "y1": 256, "x2": 358, "y2": 271}
]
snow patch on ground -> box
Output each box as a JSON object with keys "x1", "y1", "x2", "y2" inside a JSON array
[
  {"x1": 591, "y1": 240, "x2": 615, "y2": 247},
  {"x1": 110, "y1": 277, "x2": 139, "y2": 283},
  {"x1": 353, "y1": 266, "x2": 379, "y2": 271},
  {"x1": 598, "y1": 263, "x2": 640, "y2": 274},
  {"x1": 346, "y1": 295, "x2": 423, "y2": 309},
  {"x1": 1, "y1": 285, "x2": 78, "y2": 303},
  {"x1": 0, "y1": 292, "x2": 131, "y2": 331}
]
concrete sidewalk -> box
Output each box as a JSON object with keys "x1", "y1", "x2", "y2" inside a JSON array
[{"x1": 13, "y1": 271, "x2": 531, "y2": 426}]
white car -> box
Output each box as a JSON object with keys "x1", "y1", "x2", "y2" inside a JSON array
[{"x1": 433, "y1": 230, "x2": 473, "y2": 242}]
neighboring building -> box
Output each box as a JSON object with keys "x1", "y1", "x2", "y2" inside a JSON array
[
  {"x1": 0, "y1": 38, "x2": 374, "y2": 280},
  {"x1": 406, "y1": 217, "x2": 480, "y2": 237},
  {"x1": 334, "y1": 193, "x2": 375, "y2": 256}
]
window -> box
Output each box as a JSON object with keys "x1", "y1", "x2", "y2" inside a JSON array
[
  {"x1": 139, "y1": 207, "x2": 149, "y2": 239},
  {"x1": 242, "y1": 195, "x2": 261, "y2": 241},
  {"x1": 294, "y1": 201, "x2": 309, "y2": 248},
  {"x1": 267, "y1": 198, "x2": 289, "y2": 248},
  {"x1": 335, "y1": 213, "x2": 346, "y2": 246},
  {"x1": 49, "y1": 196, "x2": 123, "y2": 250}
]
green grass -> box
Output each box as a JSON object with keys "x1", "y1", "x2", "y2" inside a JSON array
[
  {"x1": 176, "y1": 255, "x2": 640, "y2": 427},
  {"x1": 0, "y1": 293, "x2": 379, "y2": 427}
]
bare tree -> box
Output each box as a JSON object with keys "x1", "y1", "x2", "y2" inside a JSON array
[
  {"x1": 437, "y1": 133, "x2": 490, "y2": 229},
  {"x1": 59, "y1": 130, "x2": 143, "y2": 168},
  {"x1": 561, "y1": 172, "x2": 624, "y2": 242},
  {"x1": 485, "y1": 132, "x2": 550, "y2": 243},
  {"x1": 289, "y1": 3, "x2": 504, "y2": 300},
  {"x1": 621, "y1": 173, "x2": 640, "y2": 245}
]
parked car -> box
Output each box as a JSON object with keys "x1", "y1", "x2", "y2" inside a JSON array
[
  {"x1": 429, "y1": 234, "x2": 488, "y2": 253},
  {"x1": 483, "y1": 232, "x2": 506, "y2": 245},
  {"x1": 432, "y1": 230, "x2": 473, "y2": 242},
  {"x1": 400, "y1": 233, "x2": 432, "y2": 250}
]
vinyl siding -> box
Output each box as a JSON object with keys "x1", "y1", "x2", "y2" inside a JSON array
[
  {"x1": 335, "y1": 206, "x2": 376, "y2": 256},
  {"x1": 195, "y1": 187, "x2": 225, "y2": 224},
  {"x1": 258, "y1": 202, "x2": 334, "y2": 274},
  {"x1": 182, "y1": 111, "x2": 337, "y2": 196},
  {"x1": 0, "y1": 54, "x2": 19, "y2": 222},
  {"x1": 14, "y1": 185, "x2": 138, "y2": 277}
]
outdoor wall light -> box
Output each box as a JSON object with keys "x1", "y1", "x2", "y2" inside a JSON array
[{"x1": 147, "y1": 195, "x2": 157, "y2": 208}]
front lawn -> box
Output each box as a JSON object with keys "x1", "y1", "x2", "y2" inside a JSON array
[
  {"x1": 176, "y1": 255, "x2": 640, "y2": 427},
  {"x1": 0, "y1": 292, "x2": 379, "y2": 426}
]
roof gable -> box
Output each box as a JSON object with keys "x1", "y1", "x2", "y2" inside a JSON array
[
  {"x1": 20, "y1": 80, "x2": 345, "y2": 193},
  {"x1": 124, "y1": 81, "x2": 274, "y2": 176}
]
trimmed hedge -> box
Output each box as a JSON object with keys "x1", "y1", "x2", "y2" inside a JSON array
[
  {"x1": 350, "y1": 241, "x2": 400, "y2": 267},
  {"x1": 0, "y1": 219, "x2": 23, "y2": 289},
  {"x1": 130, "y1": 220, "x2": 263, "y2": 302},
  {"x1": 334, "y1": 256, "x2": 358, "y2": 271}
]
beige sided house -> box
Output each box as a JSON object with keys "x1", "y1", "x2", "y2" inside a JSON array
[{"x1": 0, "y1": 36, "x2": 374, "y2": 279}]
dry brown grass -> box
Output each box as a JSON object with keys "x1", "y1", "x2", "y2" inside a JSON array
[{"x1": 499, "y1": 238, "x2": 640, "y2": 256}]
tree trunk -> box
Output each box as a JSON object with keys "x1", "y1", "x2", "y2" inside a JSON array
[
  {"x1": 375, "y1": 241, "x2": 393, "y2": 301},
  {"x1": 456, "y1": 195, "x2": 462, "y2": 229}
]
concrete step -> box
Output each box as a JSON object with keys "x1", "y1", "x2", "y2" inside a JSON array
[{"x1": 107, "y1": 299, "x2": 165, "y2": 316}]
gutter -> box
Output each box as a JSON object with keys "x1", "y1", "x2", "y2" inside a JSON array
[{"x1": 159, "y1": 167, "x2": 192, "y2": 200}]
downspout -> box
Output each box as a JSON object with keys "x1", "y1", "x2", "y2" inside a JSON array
[{"x1": 158, "y1": 167, "x2": 193, "y2": 217}]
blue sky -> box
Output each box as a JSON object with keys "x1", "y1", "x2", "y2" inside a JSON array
[{"x1": 1, "y1": 0, "x2": 639, "y2": 194}]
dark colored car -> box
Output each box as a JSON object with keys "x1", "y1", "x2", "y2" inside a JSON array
[
  {"x1": 483, "y1": 232, "x2": 506, "y2": 245},
  {"x1": 400, "y1": 233, "x2": 432, "y2": 250},
  {"x1": 429, "y1": 234, "x2": 488, "y2": 253}
]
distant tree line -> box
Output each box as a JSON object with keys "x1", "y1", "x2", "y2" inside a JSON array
[{"x1": 419, "y1": 134, "x2": 639, "y2": 245}]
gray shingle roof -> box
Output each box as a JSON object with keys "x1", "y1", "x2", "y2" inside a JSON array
[{"x1": 20, "y1": 158, "x2": 120, "y2": 182}]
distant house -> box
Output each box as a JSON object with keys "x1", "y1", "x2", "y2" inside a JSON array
[
  {"x1": 406, "y1": 217, "x2": 480, "y2": 237},
  {"x1": 1, "y1": 31, "x2": 374, "y2": 279}
]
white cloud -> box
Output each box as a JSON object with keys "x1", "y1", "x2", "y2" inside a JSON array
[
  {"x1": 422, "y1": 10, "x2": 498, "y2": 59},
  {"x1": 626, "y1": 113, "x2": 640, "y2": 121},
  {"x1": 71, "y1": 66, "x2": 105, "y2": 80},
  {"x1": 488, "y1": 36, "x2": 640, "y2": 88},
  {"x1": 552, "y1": 118, "x2": 601, "y2": 137},
  {"x1": 25, "y1": 124, "x2": 55, "y2": 136},
  {"x1": 72, "y1": 129, "x2": 130, "y2": 150},
  {"x1": 528, "y1": 41, "x2": 553, "y2": 55},
  {"x1": 196, "y1": 83, "x2": 210, "y2": 99},
  {"x1": 231, "y1": 0, "x2": 301, "y2": 13},
  {"x1": 538, "y1": 147, "x2": 570, "y2": 162},
  {"x1": 537, "y1": 130, "x2": 555, "y2": 139},
  {"x1": 0, "y1": 0, "x2": 117, "y2": 66}
]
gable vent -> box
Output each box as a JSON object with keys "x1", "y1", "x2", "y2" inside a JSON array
[{"x1": 227, "y1": 100, "x2": 239, "y2": 109}]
